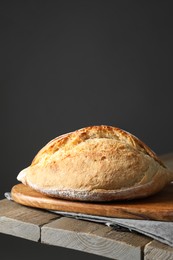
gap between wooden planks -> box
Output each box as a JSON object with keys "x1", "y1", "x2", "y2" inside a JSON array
[{"x1": 0, "y1": 199, "x2": 173, "y2": 259}]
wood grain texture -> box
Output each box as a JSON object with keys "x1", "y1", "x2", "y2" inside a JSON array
[
  {"x1": 11, "y1": 182, "x2": 173, "y2": 221},
  {"x1": 0, "y1": 199, "x2": 58, "y2": 241},
  {"x1": 0, "y1": 198, "x2": 173, "y2": 260},
  {"x1": 41, "y1": 217, "x2": 151, "y2": 260},
  {"x1": 144, "y1": 240, "x2": 173, "y2": 260}
]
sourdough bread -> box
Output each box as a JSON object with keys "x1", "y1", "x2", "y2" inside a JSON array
[{"x1": 17, "y1": 125, "x2": 173, "y2": 201}]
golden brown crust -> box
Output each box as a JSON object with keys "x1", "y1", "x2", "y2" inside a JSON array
[
  {"x1": 31, "y1": 125, "x2": 164, "y2": 167},
  {"x1": 17, "y1": 125, "x2": 173, "y2": 201}
]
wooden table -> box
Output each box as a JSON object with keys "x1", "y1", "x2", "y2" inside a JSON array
[{"x1": 0, "y1": 153, "x2": 173, "y2": 260}]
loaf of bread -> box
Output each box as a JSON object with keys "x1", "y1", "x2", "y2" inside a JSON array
[{"x1": 17, "y1": 125, "x2": 173, "y2": 201}]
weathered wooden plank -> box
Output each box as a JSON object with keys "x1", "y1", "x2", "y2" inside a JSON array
[
  {"x1": 0, "y1": 198, "x2": 22, "y2": 215},
  {"x1": 41, "y1": 217, "x2": 151, "y2": 260},
  {"x1": 0, "y1": 199, "x2": 58, "y2": 241},
  {"x1": 144, "y1": 240, "x2": 173, "y2": 260}
]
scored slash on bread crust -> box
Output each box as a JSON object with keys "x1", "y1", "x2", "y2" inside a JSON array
[
  {"x1": 17, "y1": 125, "x2": 173, "y2": 201},
  {"x1": 31, "y1": 125, "x2": 163, "y2": 166}
]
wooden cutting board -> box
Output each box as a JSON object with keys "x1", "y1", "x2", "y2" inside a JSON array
[{"x1": 11, "y1": 183, "x2": 173, "y2": 221}]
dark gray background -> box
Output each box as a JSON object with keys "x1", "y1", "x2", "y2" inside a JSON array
[{"x1": 1, "y1": 1, "x2": 173, "y2": 259}]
